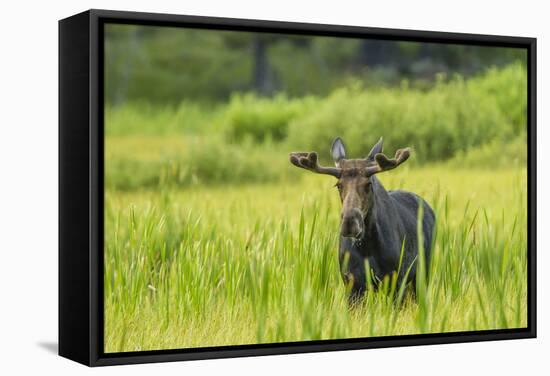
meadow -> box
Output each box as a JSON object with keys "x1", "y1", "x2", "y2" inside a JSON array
[{"x1": 103, "y1": 64, "x2": 528, "y2": 352}]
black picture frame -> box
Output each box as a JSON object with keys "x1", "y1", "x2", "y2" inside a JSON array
[{"x1": 59, "y1": 8, "x2": 537, "y2": 367}]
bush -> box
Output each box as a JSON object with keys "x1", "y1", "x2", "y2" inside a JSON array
[
  {"x1": 286, "y1": 63, "x2": 526, "y2": 164},
  {"x1": 105, "y1": 135, "x2": 288, "y2": 190},
  {"x1": 447, "y1": 136, "x2": 527, "y2": 169},
  {"x1": 467, "y1": 62, "x2": 527, "y2": 134},
  {"x1": 105, "y1": 63, "x2": 527, "y2": 190},
  {"x1": 105, "y1": 101, "x2": 221, "y2": 136},
  {"x1": 223, "y1": 93, "x2": 316, "y2": 143}
]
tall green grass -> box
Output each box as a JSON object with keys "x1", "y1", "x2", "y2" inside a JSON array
[
  {"x1": 103, "y1": 62, "x2": 528, "y2": 352},
  {"x1": 104, "y1": 167, "x2": 527, "y2": 352}
]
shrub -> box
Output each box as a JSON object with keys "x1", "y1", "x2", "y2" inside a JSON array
[
  {"x1": 466, "y1": 62, "x2": 527, "y2": 134},
  {"x1": 105, "y1": 101, "x2": 221, "y2": 136},
  {"x1": 105, "y1": 135, "x2": 288, "y2": 190},
  {"x1": 447, "y1": 136, "x2": 527, "y2": 169},
  {"x1": 105, "y1": 63, "x2": 527, "y2": 190},
  {"x1": 223, "y1": 93, "x2": 316, "y2": 143},
  {"x1": 286, "y1": 63, "x2": 526, "y2": 164}
]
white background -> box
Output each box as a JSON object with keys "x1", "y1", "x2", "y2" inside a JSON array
[{"x1": 0, "y1": 0, "x2": 546, "y2": 374}]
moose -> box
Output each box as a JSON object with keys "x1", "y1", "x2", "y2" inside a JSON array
[{"x1": 289, "y1": 137, "x2": 435, "y2": 304}]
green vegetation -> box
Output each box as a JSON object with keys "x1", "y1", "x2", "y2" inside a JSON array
[
  {"x1": 104, "y1": 168, "x2": 527, "y2": 351},
  {"x1": 287, "y1": 64, "x2": 526, "y2": 164},
  {"x1": 103, "y1": 63, "x2": 528, "y2": 352},
  {"x1": 105, "y1": 64, "x2": 526, "y2": 190},
  {"x1": 105, "y1": 24, "x2": 525, "y2": 104}
]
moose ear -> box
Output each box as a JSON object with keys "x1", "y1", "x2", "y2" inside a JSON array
[
  {"x1": 366, "y1": 137, "x2": 384, "y2": 162},
  {"x1": 331, "y1": 137, "x2": 346, "y2": 163}
]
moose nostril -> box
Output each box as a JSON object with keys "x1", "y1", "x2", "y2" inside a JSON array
[
  {"x1": 350, "y1": 208, "x2": 363, "y2": 221},
  {"x1": 341, "y1": 214, "x2": 363, "y2": 238}
]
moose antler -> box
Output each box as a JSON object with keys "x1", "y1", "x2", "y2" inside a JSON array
[
  {"x1": 365, "y1": 147, "x2": 411, "y2": 176},
  {"x1": 289, "y1": 151, "x2": 342, "y2": 178}
]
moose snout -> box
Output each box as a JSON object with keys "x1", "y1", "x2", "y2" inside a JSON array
[{"x1": 341, "y1": 208, "x2": 364, "y2": 239}]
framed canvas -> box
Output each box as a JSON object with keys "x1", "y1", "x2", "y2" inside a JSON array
[{"x1": 59, "y1": 9, "x2": 537, "y2": 366}]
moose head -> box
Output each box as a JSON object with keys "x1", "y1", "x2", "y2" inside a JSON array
[{"x1": 290, "y1": 137, "x2": 410, "y2": 239}]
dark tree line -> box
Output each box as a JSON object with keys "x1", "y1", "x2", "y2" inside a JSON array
[{"x1": 104, "y1": 24, "x2": 525, "y2": 105}]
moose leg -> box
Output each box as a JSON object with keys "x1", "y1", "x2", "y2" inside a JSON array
[
  {"x1": 339, "y1": 247, "x2": 368, "y2": 307},
  {"x1": 344, "y1": 264, "x2": 367, "y2": 307}
]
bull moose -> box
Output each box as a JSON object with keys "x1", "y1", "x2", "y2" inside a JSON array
[{"x1": 289, "y1": 137, "x2": 435, "y2": 304}]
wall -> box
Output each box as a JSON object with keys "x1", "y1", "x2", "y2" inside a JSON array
[{"x1": 0, "y1": 0, "x2": 546, "y2": 374}]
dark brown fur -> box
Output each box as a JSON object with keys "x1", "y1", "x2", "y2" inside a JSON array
[{"x1": 290, "y1": 137, "x2": 435, "y2": 304}]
